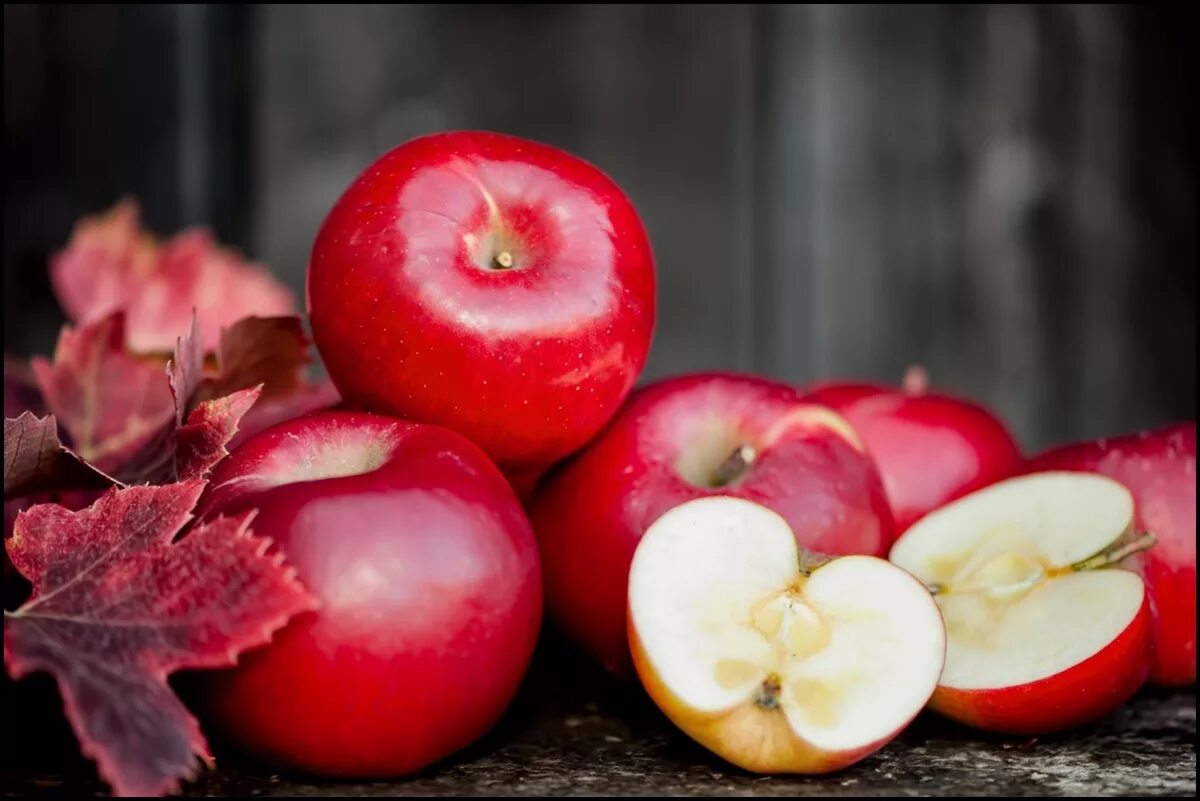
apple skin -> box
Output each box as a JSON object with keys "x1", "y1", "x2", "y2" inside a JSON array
[
  {"x1": 1025, "y1": 423, "x2": 1196, "y2": 687},
  {"x1": 307, "y1": 131, "x2": 656, "y2": 474},
  {"x1": 530, "y1": 372, "x2": 895, "y2": 678},
  {"x1": 802, "y1": 375, "x2": 1022, "y2": 533},
  {"x1": 197, "y1": 411, "x2": 542, "y2": 777},
  {"x1": 930, "y1": 593, "x2": 1152, "y2": 735}
]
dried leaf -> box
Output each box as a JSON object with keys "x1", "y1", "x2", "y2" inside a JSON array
[
  {"x1": 208, "y1": 316, "x2": 311, "y2": 401},
  {"x1": 117, "y1": 320, "x2": 262, "y2": 484},
  {"x1": 50, "y1": 200, "x2": 294, "y2": 354},
  {"x1": 17, "y1": 314, "x2": 262, "y2": 489},
  {"x1": 30, "y1": 313, "x2": 174, "y2": 475},
  {"x1": 3, "y1": 481, "x2": 316, "y2": 797},
  {"x1": 173, "y1": 388, "x2": 262, "y2": 480},
  {"x1": 3, "y1": 414, "x2": 114, "y2": 499}
]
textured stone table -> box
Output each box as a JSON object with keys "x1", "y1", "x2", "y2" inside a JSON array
[{"x1": 3, "y1": 634, "x2": 1195, "y2": 797}]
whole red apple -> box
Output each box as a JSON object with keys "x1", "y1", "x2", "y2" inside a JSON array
[
  {"x1": 197, "y1": 411, "x2": 542, "y2": 777},
  {"x1": 307, "y1": 131, "x2": 656, "y2": 473},
  {"x1": 1025, "y1": 422, "x2": 1196, "y2": 687},
  {"x1": 530, "y1": 372, "x2": 895, "y2": 677},
  {"x1": 802, "y1": 368, "x2": 1022, "y2": 533}
]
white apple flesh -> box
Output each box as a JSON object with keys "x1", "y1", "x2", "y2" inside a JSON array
[
  {"x1": 628, "y1": 496, "x2": 945, "y2": 774},
  {"x1": 890, "y1": 472, "x2": 1152, "y2": 735}
]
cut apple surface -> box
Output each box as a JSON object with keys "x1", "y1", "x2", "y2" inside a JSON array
[
  {"x1": 890, "y1": 472, "x2": 1152, "y2": 735},
  {"x1": 628, "y1": 496, "x2": 944, "y2": 774}
]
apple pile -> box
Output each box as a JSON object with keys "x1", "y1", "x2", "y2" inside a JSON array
[
  {"x1": 218, "y1": 131, "x2": 1194, "y2": 776},
  {"x1": 5, "y1": 131, "x2": 1193, "y2": 794},
  {"x1": 202, "y1": 131, "x2": 656, "y2": 776}
]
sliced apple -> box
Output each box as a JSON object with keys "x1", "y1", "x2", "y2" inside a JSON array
[
  {"x1": 628, "y1": 496, "x2": 945, "y2": 774},
  {"x1": 889, "y1": 471, "x2": 1153, "y2": 735}
]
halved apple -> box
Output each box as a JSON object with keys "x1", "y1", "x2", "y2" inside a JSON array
[
  {"x1": 628, "y1": 496, "x2": 945, "y2": 774},
  {"x1": 889, "y1": 471, "x2": 1153, "y2": 735}
]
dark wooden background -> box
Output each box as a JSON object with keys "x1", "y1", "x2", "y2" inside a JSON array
[{"x1": 4, "y1": 4, "x2": 1195, "y2": 451}]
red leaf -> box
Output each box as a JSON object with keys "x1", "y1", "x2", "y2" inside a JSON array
[
  {"x1": 201, "y1": 316, "x2": 336, "y2": 449},
  {"x1": 19, "y1": 314, "x2": 262, "y2": 489},
  {"x1": 208, "y1": 316, "x2": 311, "y2": 401},
  {"x1": 3, "y1": 482, "x2": 316, "y2": 797},
  {"x1": 117, "y1": 320, "x2": 263, "y2": 485},
  {"x1": 169, "y1": 315, "x2": 205, "y2": 422},
  {"x1": 31, "y1": 312, "x2": 175, "y2": 475},
  {"x1": 50, "y1": 200, "x2": 295, "y2": 354},
  {"x1": 173, "y1": 388, "x2": 262, "y2": 480},
  {"x1": 3, "y1": 413, "x2": 114, "y2": 499}
]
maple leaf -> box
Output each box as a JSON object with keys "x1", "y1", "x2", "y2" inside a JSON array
[
  {"x1": 175, "y1": 314, "x2": 338, "y2": 452},
  {"x1": 206, "y1": 316, "x2": 311, "y2": 401},
  {"x1": 31, "y1": 312, "x2": 175, "y2": 475},
  {"x1": 3, "y1": 413, "x2": 114, "y2": 498},
  {"x1": 3, "y1": 481, "x2": 317, "y2": 797},
  {"x1": 201, "y1": 316, "x2": 340, "y2": 447},
  {"x1": 116, "y1": 318, "x2": 263, "y2": 485},
  {"x1": 50, "y1": 200, "x2": 295, "y2": 354},
  {"x1": 12, "y1": 313, "x2": 264, "y2": 494},
  {"x1": 7, "y1": 311, "x2": 326, "y2": 497}
]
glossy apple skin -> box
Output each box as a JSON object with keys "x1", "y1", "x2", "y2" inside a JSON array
[
  {"x1": 198, "y1": 411, "x2": 542, "y2": 777},
  {"x1": 931, "y1": 593, "x2": 1152, "y2": 735},
  {"x1": 802, "y1": 379, "x2": 1022, "y2": 533},
  {"x1": 531, "y1": 372, "x2": 895, "y2": 677},
  {"x1": 1025, "y1": 423, "x2": 1196, "y2": 686},
  {"x1": 307, "y1": 131, "x2": 656, "y2": 473}
]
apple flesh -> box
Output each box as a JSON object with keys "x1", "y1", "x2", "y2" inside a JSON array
[
  {"x1": 531, "y1": 372, "x2": 895, "y2": 678},
  {"x1": 307, "y1": 131, "x2": 656, "y2": 474},
  {"x1": 197, "y1": 411, "x2": 542, "y2": 777},
  {"x1": 628, "y1": 496, "x2": 945, "y2": 774},
  {"x1": 803, "y1": 368, "x2": 1022, "y2": 533},
  {"x1": 890, "y1": 472, "x2": 1152, "y2": 735},
  {"x1": 1025, "y1": 423, "x2": 1196, "y2": 686}
]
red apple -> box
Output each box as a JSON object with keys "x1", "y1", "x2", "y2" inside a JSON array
[
  {"x1": 890, "y1": 472, "x2": 1152, "y2": 734},
  {"x1": 1025, "y1": 422, "x2": 1196, "y2": 686},
  {"x1": 530, "y1": 372, "x2": 895, "y2": 678},
  {"x1": 802, "y1": 367, "x2": 1022, "y2": 533},
  {"x1": 197, "y1": 411, "x2": 542, "y2": 777},
  {"x1": 307, "y1": 131, "x2": 656, "y2": 474}
]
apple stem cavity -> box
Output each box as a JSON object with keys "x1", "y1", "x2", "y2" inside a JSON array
[
  {"x1": 1068, "y1": 531, "x2": 1158, "y2": 573},
  {"x1": 709, "y1": 444, "x2": 757, "y2": 488}
]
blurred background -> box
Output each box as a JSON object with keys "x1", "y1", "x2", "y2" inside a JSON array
[{"x1": 3, "y1": 4, "x2": 1194, "y2": 451}]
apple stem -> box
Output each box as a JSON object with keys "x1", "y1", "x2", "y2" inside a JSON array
[
  {"x1": 902, "y1": 364, "x2": 929, "y2": 396},
  {"x1": 755, "y1": 673, "x2": 782, "y2": 710},
  {"x1": 709, "y1": 444, "x2": 757, "y2": 488},
  {"x1": 1069, "y1": 531, "x2": 1157, "y2": 573},
  {"x1": 796, "y1": 549, "x2": 834, "y2": 577},
  {"x1": 493, "y1": 251, "x2": 514, "y2": 269}
]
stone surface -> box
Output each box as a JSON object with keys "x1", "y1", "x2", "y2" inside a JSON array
[{"x1": 1, "y1": 633, "x2": 1195, "y2": 797}]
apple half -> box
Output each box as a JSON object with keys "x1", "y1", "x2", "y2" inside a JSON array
[
  {"x1": 889, "y1": 471, "x2": 1153, "y2": 735},
  {"x1": 628, "y1": 496, "x2": 945, "y2": 774}
]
